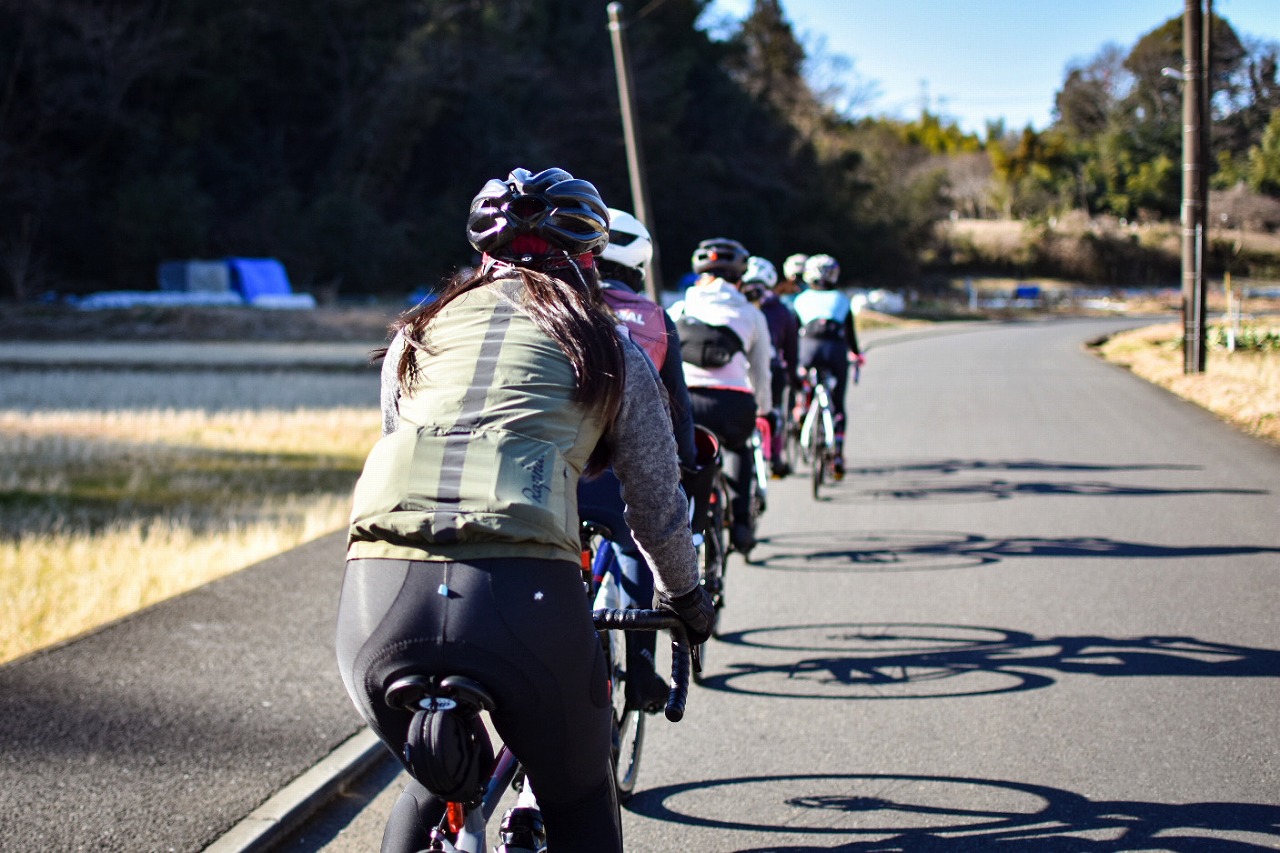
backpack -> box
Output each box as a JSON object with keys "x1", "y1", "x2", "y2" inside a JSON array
[{"x1": 676, "y1": 315, "x2": 744, "y2": 368}]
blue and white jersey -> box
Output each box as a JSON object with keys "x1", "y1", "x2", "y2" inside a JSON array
[{"x1": 791, "y1": 288, "x2": 852, "y2": 327}]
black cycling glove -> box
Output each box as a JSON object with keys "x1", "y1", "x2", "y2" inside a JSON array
[{"x1": 660, "y1": 584, "x2": 716, "y2": 646}]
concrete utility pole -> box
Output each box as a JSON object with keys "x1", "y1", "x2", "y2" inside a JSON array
[
  {"x1": 1181, "y1": 0, "x2": 1211, "y2": 374},
  {"x1": 607, "y1": 2, "x2": 663, "y2": 301}
]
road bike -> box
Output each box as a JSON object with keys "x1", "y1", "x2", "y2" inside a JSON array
[
  {"x1": 684, "y1": 425, "x2": 729, "y2": 683},
  {"x1": 383, "y1": 607, "x2": 692, "y2": 852},
  {"x1": 796, "y1": 366, "x2": 839, "y2": 499},
  {"x1": 750, "y1": 416, "x2": 770, "y2": 521},
  {"x1": 578, "y1": 519, "x2": 656, "y2": 802}
]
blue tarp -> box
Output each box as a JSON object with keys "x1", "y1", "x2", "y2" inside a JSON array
[
  {"x1": 157, "y1": 260, "x2": 233, "y2": 293},
  {"x1": 227, "y1": 257, "x2": 292, "y2": 301}
]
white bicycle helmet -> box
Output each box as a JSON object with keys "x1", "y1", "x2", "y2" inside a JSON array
[
  {"x1": 599, "y1": 208, "x2": 653, "y2": 272},
  {"x1": 743, "y1": 256, "x2": 778, "y2": 289},
  {"x1": 802, "y1": 254, "x2": 840, "y2": 288},
  {"x1": 782, "y1": 253, "x2": 808, "y2": 281}
]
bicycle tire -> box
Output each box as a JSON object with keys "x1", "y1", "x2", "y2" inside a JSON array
[
  {"x1": 808, "y1": 399, "x2": 829, "y2": 499},
  {"x1": 612, "y1": 703, "x2": 645, "y2": 801},
  {"x1": 694, "y1": 479, "x2": 728, "y2": 684},
  {"x1": 751, "y1": 439, "x2": 768, "y2": 520},
  {"x1": 604, "y1": 629, "x2": 646, "y2": 802}
]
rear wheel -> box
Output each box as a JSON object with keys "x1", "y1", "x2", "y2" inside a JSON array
[
  {"x1": 811, "y1": 427, "x2": 826, "y2": 500},
  {"x1": 694, "y1": 480, "x2": 728, "y2": 683}
]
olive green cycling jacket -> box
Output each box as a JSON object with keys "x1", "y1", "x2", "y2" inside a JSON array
[{"x1": 347, "y1": 278, "x2": 607, "y2": 564}]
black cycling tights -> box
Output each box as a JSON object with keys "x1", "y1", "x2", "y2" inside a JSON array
[
  {"x1": 798, "y1": 339, "x2": 850, "y2": 437},
  {"x1": 336, "y1": 557, "x2": 621, "y2": 853},
  {"x1": 687, "y1": 386, "x2": 757, "y2": 530}
]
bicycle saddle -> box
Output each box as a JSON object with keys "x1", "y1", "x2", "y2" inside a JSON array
[{"x1": 386, "y1": 674, "x2": 496, "y2": 802}]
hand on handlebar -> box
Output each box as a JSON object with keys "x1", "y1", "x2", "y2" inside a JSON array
[{"x1": 659, "y1": 584, "x2": 716, "y2": 646}]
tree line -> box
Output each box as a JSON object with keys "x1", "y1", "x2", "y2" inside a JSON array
[{"x1": 1, "y1": 0, "x2": 1278, "y2": 301}]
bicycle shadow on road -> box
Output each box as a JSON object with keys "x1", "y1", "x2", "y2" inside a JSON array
[
  {"x1": 626, "y1": 771, "x2": 1280, "y2": 850},
  {"x1": 748, "y1": 530, "x2": 1280, "y2": 573},
  {"x1": 847, "y1": 457, "x2": 1203, "y2": 478},
  {"x1": 814, "y1": 476, "x2": 1268, "y2": 506},
  {"x1": 793, "y1": 455, "x2": 1266, "y2": 507},
  {"x1": 692, "y1": 622, "x2": 1280, "y2": 701}
]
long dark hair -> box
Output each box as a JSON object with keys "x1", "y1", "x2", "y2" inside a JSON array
[{"x1": 387, "y1": 263, "x2": 626, "y2": 469}]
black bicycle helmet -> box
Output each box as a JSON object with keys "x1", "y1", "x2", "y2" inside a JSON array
[
  {"x1": 467, "y1": 167, "x2": 610, "y2": 258},
  {"x1": 690, "y1": 238, "x2": 750, "y2": 279}
]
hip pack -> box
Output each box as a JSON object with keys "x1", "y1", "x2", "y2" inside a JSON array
[
  {"x1": 802, "y1": 318, "x2": 843, "y2": 341},
  {"x1": 677, "y1": 316, "x2": 744, "y2": 368}
]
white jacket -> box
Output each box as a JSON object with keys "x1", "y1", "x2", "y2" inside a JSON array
[{"x1": 669, "y1": 276, "x2": 773, "y2": 414}]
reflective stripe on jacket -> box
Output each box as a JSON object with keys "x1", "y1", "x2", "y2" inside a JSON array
[{"x1": 348, "y1": 277, "x2": 605, "y2": 564}]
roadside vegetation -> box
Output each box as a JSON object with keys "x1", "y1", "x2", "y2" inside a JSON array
[
  {"x1": 4, "y1": 3, "x2": 1278, "y2": 301},
  {"x1": 1094, "y1": 323, "x2": 1280, "y2": 446},
  {"x1": 0, "y1": 405, "x2": 380, "y2": 664}
]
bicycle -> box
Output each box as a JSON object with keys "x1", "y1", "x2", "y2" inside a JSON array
[
  {"x1": 750, "y1": 416, "x2": 770, "y2": 521},
  {"x1": 577, "y1": 519, "x2": 654, "y2": 802},
  {"x1": 796, "y1": 366, "x2": 839, "y2": 500},
  {"x1": 383, "y1": 608, "x2": 692, "y2": 853},
  {"x1": 684, "y1": 425, "x2": 729, "y2": 683}
]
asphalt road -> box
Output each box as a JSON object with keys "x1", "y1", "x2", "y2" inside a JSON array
[
  {"x1": 4, "y1": 318, "x2": 1278, "y2": 852},
  {"x1": 279, "y1": 317, "x2": 1280, "y2": 851}
]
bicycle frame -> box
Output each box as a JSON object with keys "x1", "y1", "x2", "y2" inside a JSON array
[
  {"x1": 750, "y1": 418, "x2": 769, "y2": 517},
  {"x1": 799, "y1": 371, "x2": 836, "y2": 455}
]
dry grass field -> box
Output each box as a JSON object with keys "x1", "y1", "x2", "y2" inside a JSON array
[
  {"x1": 1095, "y1": 322, "x2": 1280, "y2": 446},
  {"x1": 0, "y1": 403, "x2": 382, "y2": 663},
  {"x1": 0, "y1": 305, "x2": 396, "y2": 663}
]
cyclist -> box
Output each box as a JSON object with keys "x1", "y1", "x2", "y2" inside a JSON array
[
  {"x1": 740, "y1": 255, "x2": 799, "y2": 477},
  {"x1": 776, "y1": 252, "x2": 808, "y2": 304},
  {"x1": 338, "y1": 168, "x2": 715, "y2": 853},
  {"x1": 578, "y1": 207, "x2": 697, "y2": 713},
  {"x1": 669, "y1": 237, "x2": 772, "y2": 556},
  {"x1": 791, "y1": 253, "x2": 864, "y2": 479}
]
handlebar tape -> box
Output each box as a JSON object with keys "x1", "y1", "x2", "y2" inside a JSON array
[{"x1": 592, "y1": 608, "x2": 691, "y2": 722}]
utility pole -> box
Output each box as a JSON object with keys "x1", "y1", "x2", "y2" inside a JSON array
[
  {"x1": 607, "y1": 2, "x2": 663, "y2": 300},
  {"x1": 1181, "y1": 0, "x2": 1210, "y2": 374}
]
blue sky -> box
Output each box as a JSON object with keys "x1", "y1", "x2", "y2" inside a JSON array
[{"x1": 702, "y1": 0, "x2": 1280, "y2": 135}]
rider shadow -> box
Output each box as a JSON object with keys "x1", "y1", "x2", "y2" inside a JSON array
[
  {"x1": 627, "y1": 771, "x2": 1280, "y2": 850},
  {"x1": 847, "y1": 458, "x2": 1203, "y2": 478},
  {"x1": 693, "y1": 622, "x2": 1280, "y2": 700},
  {"x1": 748, "y1": 530, "x2": 1280, "y2": 574},
  {"x1": 818, "y1": 477, "x2": 1269, "y2": 506}
]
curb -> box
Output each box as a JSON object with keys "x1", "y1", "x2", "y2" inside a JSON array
[{"x1": 204, "y1": 728, "x2": 385, "y2": 853}]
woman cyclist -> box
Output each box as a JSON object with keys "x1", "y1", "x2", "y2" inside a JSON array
[
  {"x1": 337, "y1": 168, "x2": 715, "y2": 853},
  {"x1": 791, "y1": 253, "x2": 864, "y2": 478},
  {"x1": 669, "y1": 237, "x2": 772, "y2": 556}
]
